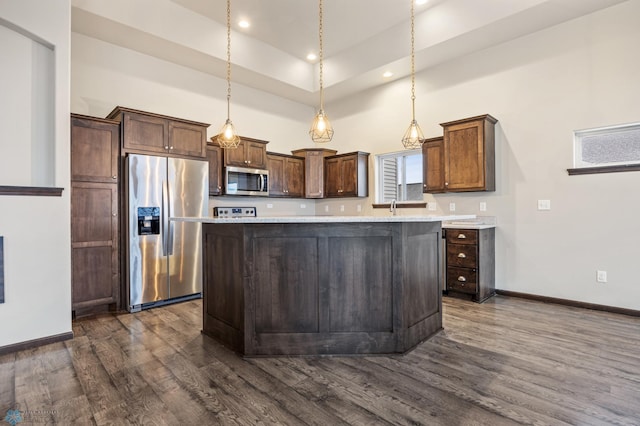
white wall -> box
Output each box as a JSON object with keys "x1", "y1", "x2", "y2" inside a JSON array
[
  {"x1": 0, "y1": 0, "x2": 71, "y2": 347},
  {"x1": 328, "y1": 0, "x2": 640, "y2": 310}
]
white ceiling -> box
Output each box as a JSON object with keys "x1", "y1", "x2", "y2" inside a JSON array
[{"x1": 71, "y1": 0, "x2": 629, "y2": 106}]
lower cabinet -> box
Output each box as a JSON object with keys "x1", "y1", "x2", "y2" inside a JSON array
[
  {"x1": 71, "y1": 182, "x2": 119, "y2": 315},
  {"x1": 202, "y1": 221, "x2": 443, "y2": 356},
  {"x1": 445, "y1": 227, "x2": 495, "y2": 303}
]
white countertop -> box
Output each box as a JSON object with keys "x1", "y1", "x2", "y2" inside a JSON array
[
  {"x1": 171, "y1": 215, "x2": 476, "y2": 224},
  {"x1": 442, "y1": 216, "x2": 497, "y2": 229}
]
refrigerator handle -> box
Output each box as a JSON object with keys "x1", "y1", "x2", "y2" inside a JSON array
[
  {"x1": 162, "y1": 180, "x2": 169, "y2": 256},
  {"x1": 167, "y1": 182, "x2": 175, "y2": 255}
]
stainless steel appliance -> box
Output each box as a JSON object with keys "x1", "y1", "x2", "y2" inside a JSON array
[
  {"x1": 225, "y1": 166, "x2": 269, "y2": 196},
  {"x1": 126, "y1": 154, "x2": 208, "y2": 312},
  {"x1": 213, "y1": 206, "x2": 257, "y2": 218}
]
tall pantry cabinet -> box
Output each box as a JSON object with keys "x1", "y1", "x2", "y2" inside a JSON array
[{"x1": 70, "y1": 114, "x2": 120, "y2": 317}]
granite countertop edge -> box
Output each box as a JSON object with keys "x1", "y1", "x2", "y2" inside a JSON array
[{"x1": 170, "y1": 214, "x2": 477, "y2": 224}]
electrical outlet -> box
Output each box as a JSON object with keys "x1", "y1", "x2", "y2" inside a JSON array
[
  {"x1": 340, "y1": 205, "x2": 345, "y2": 212},
  {"x1": 300, "y1": 204, "x2": 306, "y2": 209},
  {"x1": 538, "y1": 199, "x2": 551, "y2": 210},
  {"x1": 480, "y1": 202, "x2": 487, "y2": 212},
  {"x1": 428, "y1": 202, "x2": 437, "y2": 212},
  {"x1": 324, "y1": 205, "x2": 329, "y2": 212},
  {"x1": 596, "y1": 270, "x2": 607, "y2": 283},
  {"x1": 449, "y1": 202, "x2": 456, "y2": 212},
  {"x1": 357, "y1": 204, "x2": 362, "y2": 212},
  {"x1": 267, "y1": 203, "x2": 273, "y2": 209}
]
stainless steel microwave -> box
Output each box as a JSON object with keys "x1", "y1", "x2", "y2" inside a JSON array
[{"x1": 225, "y1": 166, "x2": 269, "y2": 196}]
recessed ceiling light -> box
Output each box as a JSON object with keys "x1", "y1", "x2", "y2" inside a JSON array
[
  {"x1": 416, "y1": 0, "x2": 428, "y2": 5},
  {"x1": 306, "y1": 53, "x2": 317, "y2": 61},
  {"x1": 383, "y1": 71, "x2": 394, "y2": 78},
  {"x1": 238, "y1": 20, "x2": 250, "y2": 28}
]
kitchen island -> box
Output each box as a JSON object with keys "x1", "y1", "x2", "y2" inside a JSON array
[{"x1": 180, "y1": 215, "x2": 473, "y2": 356}]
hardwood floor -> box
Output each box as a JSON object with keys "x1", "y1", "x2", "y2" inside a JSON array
[{"x1": 2, "y1": 295, "x2": 640, "y2": 425}]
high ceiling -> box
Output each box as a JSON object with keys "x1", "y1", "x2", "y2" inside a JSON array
[{"x1": 71, "y1": 0, "x2": 628, "y2": 106}]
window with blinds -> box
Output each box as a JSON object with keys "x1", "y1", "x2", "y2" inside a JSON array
[{"x1": 376, "y1": 150, "x2": 423, "y2": 203}]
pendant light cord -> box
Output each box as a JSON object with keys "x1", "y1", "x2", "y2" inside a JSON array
[
  {"x1": 319, "y1": 0, "x2": 325, "y2": 111},
  {"x1": 226, "y1": 0, "x2": 232, "y2": 120},
  {"x1": 410, "y1": 0, "x2": 416, "y2": 122}
]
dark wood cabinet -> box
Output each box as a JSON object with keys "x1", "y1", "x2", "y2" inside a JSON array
[
  {"x1": 291, "y1": 148, "x2": 337, "y2": 198},
  {"x1": 445, "y1": 227, "x2": 495, "y2": 303},
  {"x1": 266, "y1": 152, "x2": 305, "y2": 198},
  {"x1": 70, "y1": 114, "x2": 120, "y2": 316},
  {"x1": 441, "y1": 114, "x2": 497, "y2": 192},
  {"x1": 221, "y1": 137, "x2": 268, "y2": 169},
  {"x1": 107, "y1": 106, "x2": 209, "y2": 158},
  {"x1": 206, "y1": 143, "x2": 223, "y2": 196},
  {"x1": 71, "y1": 114, "x2": 119, "y2": 183},
  {"x1": 324, "y1": 151, "x2": 369, "y2": 198},
  {"x1": 202, "y1": 220, "x2": 443, "y2": 356},
  {"x1": 422, "y1": 136, "x2": 446, "y2": 193}
]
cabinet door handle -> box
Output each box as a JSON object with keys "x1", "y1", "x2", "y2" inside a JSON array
[
  {"x1": 247, "y1": 160, "x2": 251, "y2": 164},
  {"x1": 423, "y1": 184, "x2": 427, "y2": 188},
  {"x1": 457, "y1": 276, "x2": 466, "y2": 282},
  {"x1": 169, "y1": 146, "x2": 174, "y2": 150},
  {"x1": 457, "y1": 253, "x2": 466, "y2": 258},
  {"x1": 457, "y1": 234, "x2": 466, "y2": 239},
  {"x1": 112, "y1": 213, "x2": 117, "y2": 217},
  {"x1": 164, "y1": 145, "x2": 169, "y2": 150},
  {"x1": 112, "y1": 175, "x2": 117, "y2": 179}
]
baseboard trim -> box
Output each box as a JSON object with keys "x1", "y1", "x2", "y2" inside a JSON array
[
  {"x1": 495, "y1": 290, "x2": 640, "y2": 317},
  {"x1": 0, "y1": 331, "x2": 74, "y2": 356}
]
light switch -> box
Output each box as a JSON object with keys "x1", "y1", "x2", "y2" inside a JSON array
[
  {"x1": 449, "y1": 202, "x2": 456, "y2": 212},
  {"x1": 537, "y1": 199, "x2": 551, "y2": 210},
  {"x1": 480, "y1": 202, "x2": 487, "y2": 212}
]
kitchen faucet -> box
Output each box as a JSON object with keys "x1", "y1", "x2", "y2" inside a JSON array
[{"x1": 390, "y1": 199, "x2": 397, "y2": 216}]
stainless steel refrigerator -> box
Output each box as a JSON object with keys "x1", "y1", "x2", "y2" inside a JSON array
[{"x1": 125, "y1": 154, "x2": 208, "y2": 312}]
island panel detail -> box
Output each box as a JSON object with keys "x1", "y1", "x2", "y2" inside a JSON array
[{"x1": 202, "y1": 221, "x2": 443, "y2": 356}]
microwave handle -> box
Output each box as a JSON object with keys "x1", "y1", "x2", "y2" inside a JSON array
[{"x1": 259, "y1": 174, "x2": 265, "y2": 191}]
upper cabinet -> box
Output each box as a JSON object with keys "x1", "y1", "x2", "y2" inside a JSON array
[
  {"x1": 422, "y1": 136, "x2": 445, "y2": 194},
  {"x1": 423, "y1": 114, "x2": 497, "y2": 194},
  {"x1": 291, "y1": 148, "x2": 337, "y2": 199},
  {"x1": 107, "y1": 106, "x2": 209, "y2": 158},
  {"x1": 220, "y1": 137, "x2": 268, "y2": 169},
  {"x1": 441, "y1": 114, "x2": 497, "y2": 192},
  {"x1": 71, "y1": 114, "x2": 120, "y2": 183},
  {"x1": 206, "y1": 143, "x2": 223, "y2": 196},
  {"x1": 266, "y1": 152, "x2": 305, "y2": 198},
  {"x1": 324, "y1": 151, "x2": 369, "y2": 198}
]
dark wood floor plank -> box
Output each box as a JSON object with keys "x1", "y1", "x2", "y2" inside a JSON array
[
  {"x1": 0, "y1": 352, "x2": 15, "y2": 415},
  {"x1": 2, "y1": 296, "x2": 640, "y2": 424}
]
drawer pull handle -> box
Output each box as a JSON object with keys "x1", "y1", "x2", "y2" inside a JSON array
[
  {"x1": 457, "y1": 276, "x2": 466, "y2": 282},
  {"x1": 457, "y1": 253, "x2": 466, "y2": 258},
  {"x1": 457, "y1": 234, "x2": 466, "y2": 239}
]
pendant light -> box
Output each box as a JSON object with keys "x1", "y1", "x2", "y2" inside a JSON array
[
  {"x1": 401, "y1": 0, "x2": 425, "y2": 149},
  {"x1": 309, "y1": 0, "x2": 334, "y2": 143},
  {"x1": 216, "y1": 0, "x2": 241, "y2": 149}
]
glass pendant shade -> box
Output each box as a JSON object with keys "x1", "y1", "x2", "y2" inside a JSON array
[
  {"x1": 309, "y1": 109, "x2": 334, "y2": 143},
  {"x1": 402, "y1": 119, "x2": 425, "y2": 149},
  {"x1": 216, "y1": 118, "x2": 240, "y2": 148}
]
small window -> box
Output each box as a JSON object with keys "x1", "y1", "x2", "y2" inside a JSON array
[
  {"x1": 376, "y1": 150, "x2": 423, "y2": 202},
  {"x1": 571, "y1": 122, "x2": 640, "y2": 174}
]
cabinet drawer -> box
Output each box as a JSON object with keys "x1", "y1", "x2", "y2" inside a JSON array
[
  {"x1": 447, "y1": 267, "x2": 477, "y2": 294},
  {"x1": 447, "y1": 243, "x2": 477, "y2": 268},
  {"x1": 446, "y1": 229, "x2": 478, "y2": 245}
]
